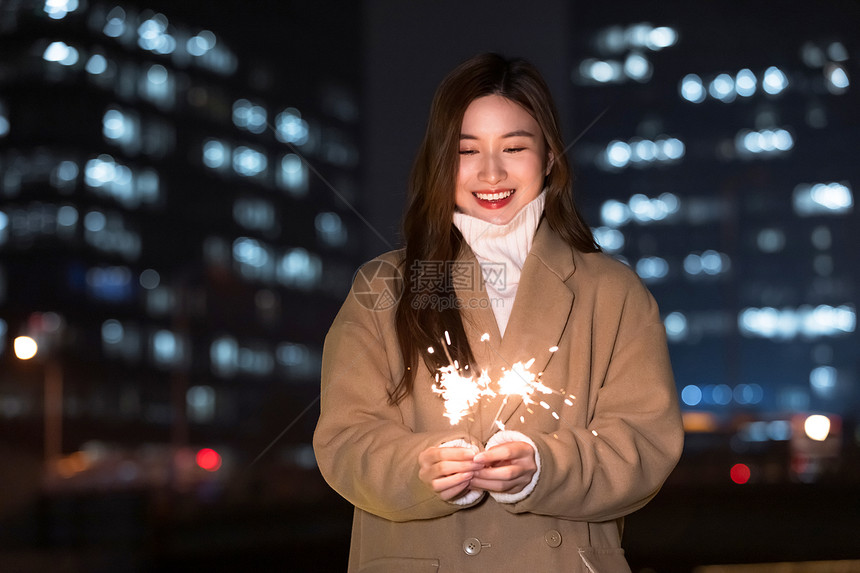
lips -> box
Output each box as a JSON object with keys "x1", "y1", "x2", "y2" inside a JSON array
[{"x1": 472, "y1": 189, "x2": 516, "y2": 209}]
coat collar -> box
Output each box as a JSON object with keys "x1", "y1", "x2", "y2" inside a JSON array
[{"x1": 455, "y1": 220, "x2": 577, "y2": 441}]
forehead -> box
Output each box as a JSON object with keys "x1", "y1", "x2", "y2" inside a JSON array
[{"x1": 460, "y1": 94, "x2": 540, "y2": 134}]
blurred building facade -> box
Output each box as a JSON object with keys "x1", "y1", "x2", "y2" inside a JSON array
[
  {"x1": 0, "y1": 0, "x2": 362, "y2": 481},
  {"x1": 0, "y1": 1, "x2": 857, "y2": 569},
  {"x1": 569, "y1": 1, "x2": 858, "y2": 483},
  {"x1": 1, "y1": 0, "x2": 857, "y2": 494}
]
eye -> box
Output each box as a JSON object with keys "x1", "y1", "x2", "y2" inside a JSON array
[
  {"x1": 505, "y1": 147, "x2": 526, "y2": 153},
  {"x1": 459, "y1": 149, "x2": 477, "y2": 155}
]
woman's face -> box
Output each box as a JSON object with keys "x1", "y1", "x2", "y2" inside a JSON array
[{"x1": 455, "y1": 94, "x2": 552, "y2": 225}]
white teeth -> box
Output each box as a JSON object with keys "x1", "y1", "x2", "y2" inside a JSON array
[{"x1": 475, "y1": 189, "x2": 514, "y2": 201}]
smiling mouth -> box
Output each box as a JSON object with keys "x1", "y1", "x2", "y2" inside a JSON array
[{"x1": 473, "y1": 189, "x2": 515, "y2": 202}]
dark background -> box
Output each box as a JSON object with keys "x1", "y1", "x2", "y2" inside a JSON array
[{"x1": 1, "y1": 0, "x2": 858, "y2": 571}]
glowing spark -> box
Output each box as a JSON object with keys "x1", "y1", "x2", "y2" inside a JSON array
[
  {"x1": 538, "y1": 399, "x2": 562, "y2": 421},
  {"x1": 429, "y1": 342, "x2": 579, "y2": 430},
  {"x1": 432, "y1": 366, "x2": 493, "y2": 425},
  {"x1": 496, "y1": 360, "x2": 553, "y2": 405},
  {"x1": 489, "y1": 360, "x2": 555, "y2": 430},
  {"x1": 427, "y1": 347, "x2": 435, "y2": 354},
  {"x1": 439, "y1": 333, "x2": 457, "y2": 368},
  {"x1": 497, "y1": 366, "x2": 532, "y2": 404},
  {"x1": 591, "y1": 430, "x2": 599, "y2": 437}
]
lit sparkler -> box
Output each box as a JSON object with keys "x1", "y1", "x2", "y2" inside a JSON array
[
  {"x1": 431, "y1": 332, "x2": 493, "y2": 425},
  {"x1": 433, "y1": 366, "x2": 493, "y2": 425},
  {"x1": 430, "y1": 335, "x2": 575, "y2": 430},
  {"x1": 491, "y1": 358, "x2": 554, "y2": 430}
]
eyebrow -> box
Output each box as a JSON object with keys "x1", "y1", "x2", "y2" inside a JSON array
[{"x1": 459, "y1": 130, "x2": 536, "y2": 140}]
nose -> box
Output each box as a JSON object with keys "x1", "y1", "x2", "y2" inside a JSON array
[{"x1": 478, "y1": 153, "x2": 506, "y2": 184}]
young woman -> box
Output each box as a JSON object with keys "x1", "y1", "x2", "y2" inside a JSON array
[{"x1": 313, "y1": 53, "x2": 683, "y2": 572}]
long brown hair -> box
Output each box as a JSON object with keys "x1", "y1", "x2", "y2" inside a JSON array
[{"x1": 391, "y1": 53, "x2": 599, "y2": 405}]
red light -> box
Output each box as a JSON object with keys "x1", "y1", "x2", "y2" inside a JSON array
[
  {"x1": 730, "y1": 463, "x2": 750, "y2": 484},
  {"x1": 196, "y1": 448, "x2": 222, "y2": 472}
]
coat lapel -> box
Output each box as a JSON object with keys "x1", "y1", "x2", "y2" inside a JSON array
[
  {"x1": 457, "y1": 222, "x2": 577, "y2": 441},
  {"x1": 451, "y1": 252, "x2": 500, "y2": 369}
]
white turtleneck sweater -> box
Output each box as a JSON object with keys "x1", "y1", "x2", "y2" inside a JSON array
[
  {"x1": 453, "y1": 191, "x2": 546, "y2": 337},
  {"x1": 445, "y1": 192, "x2": 547, "y2": 506}
]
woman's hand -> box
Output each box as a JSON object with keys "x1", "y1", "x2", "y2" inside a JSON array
[
  {"x1": 418, "y1": 446, "x2": 483, "y2": 501},
  {"x1": 470, "y1": 441, "x2": 537, "y2": 495}
]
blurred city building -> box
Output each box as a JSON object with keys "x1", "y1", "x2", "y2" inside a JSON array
[
  {"x1": 569, "y1": 1, "x2": 858, "y2": 485},
  {"x1": 0, "y1": 0, "x2": 858, "y2": 570},
  {"x1": 0, "y1": 0, "x2": 362, "y2": 492}
]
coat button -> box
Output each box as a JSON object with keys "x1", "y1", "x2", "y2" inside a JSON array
[
  {"x1": 544, "y1": 529, "x2": 562, "y2": 548},
  {"x1": 463, "y1": 537, "x2": 482, "y2": 556}
]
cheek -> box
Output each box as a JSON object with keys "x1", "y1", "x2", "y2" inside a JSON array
[
  {"x1": 522, "y1": 157, "x2": 547, "y2": 182},
  {"x1": 457, "y1": 158, "x2": 475, "y2": 179},
  {"x1": 454, "y1": 169, "x2": 470, "y2": 207},
  {"x1": 456, "y1": 163, "x2": 466, "y2": 183},
  {"x1": 456, "y1": 161, "x2": 474, "y2": 191}
]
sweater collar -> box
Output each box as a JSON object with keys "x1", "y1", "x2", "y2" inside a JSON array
[{"x1": 452, "y1": 191, "x2": 547, "y2": 270}]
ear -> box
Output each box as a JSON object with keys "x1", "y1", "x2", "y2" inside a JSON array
[{"x1": 545, "y1": 151, "x2": 555, "y2": 176}]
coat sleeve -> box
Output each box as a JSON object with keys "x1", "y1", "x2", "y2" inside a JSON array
[
  {"x1": 501, "y1": 268, "x2": 684, "y2": 522},
  {"x1": 312, "y1": 263, "x2": 477, "y2": 522}
]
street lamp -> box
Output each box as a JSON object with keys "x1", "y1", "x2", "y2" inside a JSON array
[
  {"x1": 14, "y1": 335, "x2": 63, "y2": 465},
  {"x1": 13, "y1": 335, "x2": 38, "y2": 360}
]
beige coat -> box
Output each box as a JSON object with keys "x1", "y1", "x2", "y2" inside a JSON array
[{"x1": 313, "y1": 222, "x2": 684, "y2": 572}]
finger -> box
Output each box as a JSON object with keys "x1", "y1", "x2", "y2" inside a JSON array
[
  {"x1": 474, "y1": 464, "x2": 525, "y2": 482},
  {"x1": 473, "y1": 445, "x2": 508, "y2": 465},
  {"x1": 437, "y1": 459, "x2": 484, "y2": 475},
  {"x1": 420, "y1": 463, "x2": 479, "y2": 485},
  {"x1": 475, "y1": 441, "x2": 534, "y2": 465},
  {"x1": 419, "y1": 455, "x2": 483, "y2": 479},
  {"x1": 432, "y1": 471, "x2": 474, "y2": 495},
  {"x1": 420, "y1": 446, "x2": 478, "y2": 464},
  {"x1": 438, "y1": 481, "x2": 474, "y2": 501}
]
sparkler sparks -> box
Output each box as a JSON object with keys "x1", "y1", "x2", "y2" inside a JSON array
[
  {"x1": 496, "y1": 359, "x2": 554, "y2": 404},
  {"x1": 491, "y1": 359, "x2": 555, "y2": 430},
  {"x1": 431, "y1": 331, "x2": 494, "y2": 425},
  {"x1": 433, "y1": 366, "x2": 493, "y2": 425},
  {"x1": 431, "y1": 338, "x2": 574, "y2": 430}
]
